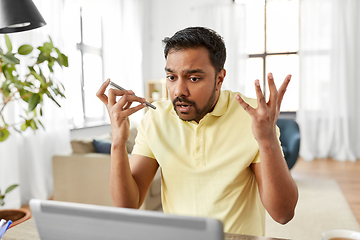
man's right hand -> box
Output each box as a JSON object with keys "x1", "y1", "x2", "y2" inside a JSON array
[
  {"x1": 96, "y1": 79, "x2": 158, "y2": 209},
  {"x1": 96, "y1": 79, "x2": 146, "y2": 143}
]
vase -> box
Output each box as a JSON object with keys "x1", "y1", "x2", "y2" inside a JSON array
[
  {"x1": 152, "y1": 92, "x2": 160, "y2": 101},
  {"x1": 0, "y1": 208, "x2": 31, "y2": 228}
]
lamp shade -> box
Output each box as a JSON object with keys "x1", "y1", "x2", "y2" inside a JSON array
[{"x1": 0, "y1": 0, "x2": 46, "y2": 34}]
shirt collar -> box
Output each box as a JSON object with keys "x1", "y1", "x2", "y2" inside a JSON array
[
  {"x1": 170, "y1": 105, "x2": 177, "y2": 118},
  {"x1": 209, "y1": 90, "x2": 227, "y2": 117}
]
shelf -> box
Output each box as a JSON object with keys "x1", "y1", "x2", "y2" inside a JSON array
[{"x1": 145, "y1": 79, "x2": 168, "y2": 103}]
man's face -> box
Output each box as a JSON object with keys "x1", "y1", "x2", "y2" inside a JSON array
[{"x1": 165, "y1": 47, "x2": 225, "y2": 122}]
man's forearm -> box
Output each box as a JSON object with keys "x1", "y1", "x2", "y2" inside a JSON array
[
  {"x1": 256, "y1": 136, "x2": 299, "y2": 224},
  {"x1": 109, "y1": 140, "x2": 141, "y2": 209}
]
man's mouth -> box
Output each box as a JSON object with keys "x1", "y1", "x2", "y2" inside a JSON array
[{"x1": 176, "y1": 102, "x2": 192, "y2": 111}]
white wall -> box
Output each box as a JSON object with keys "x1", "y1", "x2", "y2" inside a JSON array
[{"x1": 144, "y1": 0, "x2": 232, "y2": 81}]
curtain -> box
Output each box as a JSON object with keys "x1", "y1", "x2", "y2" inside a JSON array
[
  {"x1": 61, "y1": 0, "x2": 147, "y2": 127},
  {"x1": 102, "y1": 0, "x2": 148, "y2": 125},
  {"x1": 0, "y1": 0, "x2": 71, "y2": 209},
  {"x1": 192, "y1": 3, "x2": 247, "y2": 92},
  {"x1": 297, "y1": 0, "x2": 360, "y2": 161}
]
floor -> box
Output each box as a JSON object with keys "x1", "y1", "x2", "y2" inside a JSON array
[{"x1": 291, "y1": 157, "x2": 360, "y2": 225}]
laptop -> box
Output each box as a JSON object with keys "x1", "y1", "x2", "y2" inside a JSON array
[{"x1": 30, "y1": 199, "x2": 223, "y2": 240}]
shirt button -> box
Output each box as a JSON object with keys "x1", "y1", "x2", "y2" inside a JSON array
[{"x1": 197, "y1": 146, "x2": 201, "y2": 151}]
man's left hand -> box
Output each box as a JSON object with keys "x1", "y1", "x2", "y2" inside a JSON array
[{"x1": 235, "y1": 73, "x2": 291, "y2": 143}]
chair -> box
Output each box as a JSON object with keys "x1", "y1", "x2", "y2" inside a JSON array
[{"x1": 276, "y1": 118, "x2": 300, "y2": 170}]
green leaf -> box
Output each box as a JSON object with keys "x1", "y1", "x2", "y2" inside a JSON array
[
  {"x1": 4, "y1": 64, "x2": 17, "y2": 73},
  {"x1": 39, "y1": 68, "x2": 47, "y2": 86},
  {"x1": 55, "y1": 48, "x2": 63, "y2": 65},
  {"x1": 2, "y1": 66, "x2": 18, "y2": 82},
  {"x1": 5, "y1": 34, "x2": 12, "y2": 52},
  {"x1": 37, "y1": 119, "x2": 45, "y2": 130},
  {"x1": 13, "y1": 79, "x2": 24, "y2": 89},
  {"x1": 48, "y1": 59, "x2": 55, "y2": 72},
  {"x1": 0, "y1": 129, "x2": 10, "y2": 142},
  {"x1": 48, "y1": 78, "x2": 54, "y2": 86},
  {"x1": 30, "y1": 69, "x2": 46, "y2": 85},
  {"x1": 28, "y1": 66, "x2": 35, "y2": 72},
  {"x1": 28, "y1": 94, "x2": 41, "y2": 111},
  {"x1": 46, "y1": 92, "x2": 61, "y2": 108},
  {"x1": 1, "y1": 81, "x2": 11, "y2": 97},
  {"x1": 38, "y1": 42, "x2": 53, "y2": 54},
  {"x1": 62, "y1": 54, "x2": 69, "y2": 67},
  {"x1": 59, "y1": 81, "x2": 65, "y2": 90},
  {"x1": 5, "y1": 184, "x2": 18, "y2": 194},
  {"x1": 48, "y1": 36, "x2": 53, "y2": 45},
  {"x1": 1, "y1": 53, "x2": 20, "y2": 64},
  {"x1": 36, "y1": 52, "x2": 48, "y2": 64},
  {"x1": 18, "y1": 44, "x2": 33, "y2": 55},
  {"x1": 33, "y1": 107, "x2": 38, "y2": 117},
  {"x1": 29, "y1": 119, "x2": 37, "y2": 130},
  {"x1": 21, "y1": 123, "x2": 28, "y2": 131},
  {"x1": 24, "y1": 81, "x2": 34, "y2": 87},
  {"x1": 1, "y1": 88, "x2": 10, "y2": 97},
  {"x1": 54, "y1": 48, "x2": 69, "y2": 67},
  {"x1": 53, "y1": 87, "x2": 66, "y2": 98},
  {"x1": 19, "y1": 88, "x2": 31, "y2": 102}
]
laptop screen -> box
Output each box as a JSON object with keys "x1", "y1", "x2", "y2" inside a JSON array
[{"x1": 30, "y1": 199, "x2": 223, "y2": 240}]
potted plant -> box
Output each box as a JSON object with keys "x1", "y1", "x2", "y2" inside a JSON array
[
  {"x1": 0, "y1": 184, "x2": 18, "y2": 207},
  {"x1": 0, "y1": 184, "x2": 31, "y2": 228},
  {"x1": 0, "y1": 34, "x2": 68, "y2": 227},
  {"x1": 151, "y1": 89, "x2": 160, "y2": 101}
]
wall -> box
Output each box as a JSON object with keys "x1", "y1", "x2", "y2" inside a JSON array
[{"x1": 144, "y1": 0, "x2": 232, "y2": 81}]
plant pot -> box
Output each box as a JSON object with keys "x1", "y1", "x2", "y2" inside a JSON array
[
  {"x1": 0, "y1": 208, "x2": 31, "y2": 228},
  {"x1": 152, "y1": 91, "x2": 160, "y2": 101}
]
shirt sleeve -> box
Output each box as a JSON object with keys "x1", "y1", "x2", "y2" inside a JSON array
[{"x1": 252, "y1": 150, "x2": 261, "y2": 164}]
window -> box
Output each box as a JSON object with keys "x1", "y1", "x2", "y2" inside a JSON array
[
  {"x1": 63, "y1": 2, "x2": 107, "y2": 128},
  {"x1": 235, "y1": 0, "x2": 299, "y2": 112}
]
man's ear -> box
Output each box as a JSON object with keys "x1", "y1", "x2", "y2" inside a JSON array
[{"x1": 216, "y1": 69, "x2": 226, "y2": 91}]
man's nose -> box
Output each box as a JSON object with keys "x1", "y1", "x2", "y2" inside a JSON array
[{"x1": 174, "y1": 78, "x2": 189, "y2": 97}]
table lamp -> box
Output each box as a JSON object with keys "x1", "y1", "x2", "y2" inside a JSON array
[{"x1": 0, "y1": 0, "x2": 46, "y2": 34}]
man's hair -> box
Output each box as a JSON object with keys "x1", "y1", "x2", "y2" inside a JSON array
[{"x1": 162, "y1": 27, "x2": 226, "y2": 73}]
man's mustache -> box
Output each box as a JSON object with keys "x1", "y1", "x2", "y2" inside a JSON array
[{"x1": 172, "y1": 97, "x2": 196, "y2": 106}]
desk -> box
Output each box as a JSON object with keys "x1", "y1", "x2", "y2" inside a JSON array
[{"x1": 2, "y1": 219, "x2": 288, "y2": 240}]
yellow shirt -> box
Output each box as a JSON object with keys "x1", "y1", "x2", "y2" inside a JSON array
[{"x1": 132, "y1": 90, "x2": 268, "y2": 235}]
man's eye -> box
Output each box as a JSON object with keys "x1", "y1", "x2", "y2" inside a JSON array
[
  {"x1": 167, "y1": 76, "x2": 175, "y2": 81},
  {"x1": 190, "y1": 77, "x2": 200, "y2": 82}
]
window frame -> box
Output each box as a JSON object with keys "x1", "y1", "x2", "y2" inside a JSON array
[
  {"x1": 74, "y1": 7, "x2": 107, "y2": 127},
  {"x1": 234, "y1": 0, "x2": 299, "y2": 116}
]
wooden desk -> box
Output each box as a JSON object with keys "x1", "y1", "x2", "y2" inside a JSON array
[{"x1": 2, "y1": 218, "x2": 288, "y2": 240}]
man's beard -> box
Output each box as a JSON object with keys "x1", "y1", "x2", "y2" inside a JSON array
[{"x1": 172, "y1": 85, "x2": 217, "y2": 122}]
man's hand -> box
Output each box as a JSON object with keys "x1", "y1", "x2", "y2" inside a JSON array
[
  {"x1": 96, "y1": 79, "x2": 146, "y2": 143},
  {"x1": 235, "y1": 73, "x2": 291, "y2": 143},
  {"x1": 235, "y1": 73, "x2": 297, "y2": 225},
  {"x1": 96, "y1": 79, "x2": 153, "y2": 209}
]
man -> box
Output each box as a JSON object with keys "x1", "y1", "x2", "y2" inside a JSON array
[{"x1": 96, "y1": 27, "x2": 298, "y2": 236}]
